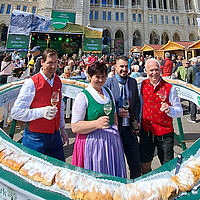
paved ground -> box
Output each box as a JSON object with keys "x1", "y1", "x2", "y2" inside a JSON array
[{"x1": 4, "y1": 99, "x2": 200, "y2": 179}]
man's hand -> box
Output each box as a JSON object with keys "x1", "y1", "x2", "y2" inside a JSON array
[
  {"x1": 160, "y1": 102, "x2": 170, "y2": 114},
  {"x1": 43, "y1": 106, "x2": 57, "y2": 120},
  {"x1": 119, "y1": 108, "x2": 129, "y2": 118},
  {"x1": 60, "y1": 127, "x2": 69, "y2": 145}
]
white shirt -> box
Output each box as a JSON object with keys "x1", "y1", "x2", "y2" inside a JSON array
[
  {"x1": 11, "y1": 69, "x2": 65, "y2": 128},
  {"x1": 140, "y1": 79, "x2": 183, "y2": 120},
  {"x1": 71, "y1": 84, "x2": 115, "y2": 123}
]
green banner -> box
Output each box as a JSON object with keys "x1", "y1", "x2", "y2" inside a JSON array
[
  {"x1": 6, "y1": 34, "x2": 29, "y2": 49},
  {"x1": 51, "y1": 11, "x2": 75, "y2": 29},
  {"x1": 84, "y1": 38, "x2": 102, "y2": 51}
]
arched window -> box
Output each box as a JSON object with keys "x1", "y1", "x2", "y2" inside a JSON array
[
  {"x1": 189, "y1": 33, "x2": 196, "y2": 41},
  {"x1": 173, "y1": 33, "x2": 180, "y2": 42},
  {"x1": 133, "y1": 30, "x2": 141, "y2": 46},
  {"x1": 114, "y1": 30, "x2": 124, "y2": 55},
  {"x1": 102, "y1": 29, "x2": 111, "y2": 54},
  {"x1": 150, "y1": 31, "x2": 160, "y2": 44},
  {"x1": 161, "y1": 32, "x2": 169, "y2": 44},
  {"x1": 0, "y1": 24, "x2": 8, "y2": 41}
]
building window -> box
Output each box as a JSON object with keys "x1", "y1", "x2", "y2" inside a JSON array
[
  {"x1": 90, "y1": 0, "x2": 100, "y2": 6},
  {"x1": 172, "y1": 16, "x2": 175, "y2": 24},
  {"x1": 133, "y1": 13, "x2": 136, "y2": 22},
  {"x1": 108, "y1": 12, "x2": 111, "y2": 20},
  {"x1": 149, "y1": 15, "x2": 152, "y2": 23},
  {"x1": 120, "y1": 13, "x2": 124, "y2": 21},
  {"x1": 132, "y1": 0, "x2": 141, "y2": 6},
  {"x1": 23, "y1": 6, "x2": 27, "y2": 12},
  {"x1": 103, "y1": 11, "x2": 106, "y2": 20},
  {"x1": 6, "y1": 5, "x2": 11, "y2": 14},
  {"x1": 32, "y1": 6, "x2": 36, "y2": 14},
  {"x1": 161, "y1": 15, "x2": 164, "y2": 24},
  {"x1": 154, "y1": 15, "x2": 157, "y2": 24},
  {"x1": 193, "y1": 18, "x2": 195, "y2": 25},
  {"x1": 116, "y1": 12, "x2": 119, "y2": 21},
  {"x1": 138, "y1": 14, "x2": 141, "y2": 22},
  {"x1": 187, "y1": 17, "x2": 190, "y2": 25},
  {"x1": 147, "y1": 0, "x2": 156, "y2": 8},
  {"x1": 165, "y1": 16, "x2": 168, "y2": 24},
  {"x1": 176, "y1": 16, "x2": 179, "y2": 25},
  {"x1": 94, "y1": 11, "x2": 98, "y2": 20},
  {"x1": 0, "y1": 4, "x2": 5, "y2": 14},
  {"x1": 17, "y1": 5, "x2": 21, "y2": 10},
  {"x1": 90, "y1": 11, "x2": 93, "y2": 19}
]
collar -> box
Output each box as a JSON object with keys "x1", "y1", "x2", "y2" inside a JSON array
[
  {"x1": 40, "y1": 68, "x2": 55, "y2": 81},
  {"x1": 147, "y1": 77, "x2": 162, "y2": 89}
]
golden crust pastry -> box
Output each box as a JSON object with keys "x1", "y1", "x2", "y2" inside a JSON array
[
  {"x1": 1, "y1": 151, "x2": 30, "y2": 171},
  {"x1": 0, "y1": 142, "x2": 6, "y2": 153},
  {"x1": 56, "y1": 169, "x2": 115, "y2": 200},
  {"x1": 19, "y1": 158, "x2": 60, "y2": 186},
  {"x1": 0, "y1": 148, "x2": 13, "y2": 162},
  {"x1": 113, "y1": 178, "x2": 179, "y2": 200},
  {"x1": 171, "y1": 158, "x2": 200, "y2": 192}
]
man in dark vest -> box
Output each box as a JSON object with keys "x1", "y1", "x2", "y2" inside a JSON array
[{"x1": 11, "y1": 48, "x2": 69, "y2": 161}]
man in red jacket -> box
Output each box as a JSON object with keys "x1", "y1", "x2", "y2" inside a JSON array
[
  {"x1": 160, "y1": 52, "x2": 173, "y2": 77},
  {"x1": 11, "y1": 49, "x2": 69, "y2": 161},
  {"x1": 140, "y1": 58, "x2": 183, "y2": 174}
]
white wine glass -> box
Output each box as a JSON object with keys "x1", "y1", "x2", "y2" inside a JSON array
[
  {"x1": 123, "y1": 98, "x2": 130, "y2": 118},
  {"x1": 158, "y1": 88, "x2": 167, "y2": 102},
  {"x1": 103, "y1": 100, "x2": 112, "y2": 116},
  {"x1": 51, "y1": 91, "x2": 59, "y2": 107},
  {"x1": 123, "y1": 98, "x2": 130, "y2": 110}
]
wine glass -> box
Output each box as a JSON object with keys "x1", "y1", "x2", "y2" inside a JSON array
[
  {"x1": 158, "y1": 88, "x2": 167, "y2": 102},
  {"x1": 51, "y1": 91, "x2": 59, "y2": 107},
  {"x1": 103, "y1": 100, "x2": 112, "y2": 116},
  {"x1": 123, "y1": 98, "x2": 130, "y2": 118},
  {"x1": 123, "y1": 98, "x2": 130, "y2": 110}
]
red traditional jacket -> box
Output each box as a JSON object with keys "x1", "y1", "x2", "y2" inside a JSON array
[
  {"x1": 29, "y1": 73, "x2": 61, "y2": 134},
  {"x1": 141, "y1": 78, "x2": 174, "y2": 136}
]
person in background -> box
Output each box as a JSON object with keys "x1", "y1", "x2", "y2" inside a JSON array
[
  {"x1": 140, "y1": 58, "x2": 183, "y2": 174},
  {"x1": 30, "y1": 46, "x2": 42, "y2": 75},
  {"x1": 60, "y1": 66, "x2": 71, "y2": 79},
  {"x1": 108, "y1": 66, "x2": 115, "y2": 77},
  {"x1": 173, "y1": 56, "x2": 183, "y2": 74},
  {"x1": 187, "y1": 57, "x2": 199, "y2": 123},
  {"x1": 0, "y1": 55, "x2": 14, "y2": 84},
  {"x1": 11, "y1": 51, "x2": 17, "y2": 63},
  {"x1": 130, "y1": 65, "x2": 141, "y2": 79},
  {"x1": 160, "y1": 52, "x2": 173, "y2": 77},
  {"x1": 104, "y1": 55, "x2": 141, "y2": 179},
  {"x1": 56, "y1": 61, "x2": 64, "y2": 76},
  {"x1": 71, "y1": 61, "x2": 126, "y2": 178},
  {"x1": 11, "y1": 48, "x2": 69, "y2": 161},
  {"x1": 174, "y1": 59, "x2": 191, "y2": 81}
]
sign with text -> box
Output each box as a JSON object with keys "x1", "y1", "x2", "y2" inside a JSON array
[
  {"x1": 6, "y1": 35, "x2": 29, "y2": 49},
  {"x1": 83, "y1": 38, "x2": 102, "y2": 51},
  {"x1": 51, "y1": 11, "x2": 75, "y2": 29}
]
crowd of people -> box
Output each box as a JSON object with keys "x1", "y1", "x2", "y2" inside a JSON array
[{"x1": 1, "y1": 45, "x2": 199, "y2": 180}]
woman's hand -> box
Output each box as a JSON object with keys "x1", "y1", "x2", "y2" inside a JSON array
[{"x1": 96, "y1": 116, "x2": 109, "y2": 129}]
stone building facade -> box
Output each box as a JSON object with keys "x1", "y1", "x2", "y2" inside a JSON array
[{"x1": 0, "y1": 0, "x2": 200, "y2": 54}]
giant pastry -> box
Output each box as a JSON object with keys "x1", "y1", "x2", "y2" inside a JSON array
[
  {"x1": 19, "y1": 158, "x2": 60, "y2": 186},
  {"x1": 1, "y1": 151, "x2": 30, "y2": 171}
]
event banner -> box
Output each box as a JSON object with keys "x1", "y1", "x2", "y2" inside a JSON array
[
  {"x1": 51, "y1": 11, "x2": 75, "y2": 29},
  {"x1": 83, "y1": 38, "x2": 102, "y2": 51},
  {"x1": 8, "y1": 10, "x2": 51, "y2": 35},
  {"x1": 6, "y1": 35, "x2": 29, "y2": 49}
]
